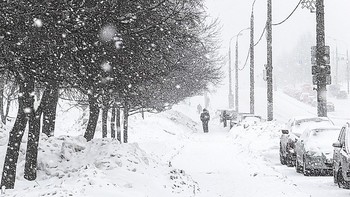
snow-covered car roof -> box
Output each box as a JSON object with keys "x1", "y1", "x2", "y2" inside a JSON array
[
  {"x1": 292, "y1": 118, "x2": 334, "y2": 135},
  {"x1": 293, "y1": 116, "x2": 332, "y2": 123}
]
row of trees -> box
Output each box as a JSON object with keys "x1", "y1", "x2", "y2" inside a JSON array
[{"x1": 0, "y1": 0, "x2": 222, "y2": 189}]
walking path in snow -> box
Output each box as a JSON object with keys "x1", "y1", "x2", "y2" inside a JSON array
[{"x1": 171, "y1": 120, "x2": 349, "y2": 197}]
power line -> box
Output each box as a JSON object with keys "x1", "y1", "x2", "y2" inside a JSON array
[
  {"x1": 272, "y1": 0, "x2": 302, "y2": 26},
  {"x1": 239, "y1": 48, "x2": 250, "y2": 71},
  {"x1": 254, "y1": 24, "x2": 266, "y2": 46}
]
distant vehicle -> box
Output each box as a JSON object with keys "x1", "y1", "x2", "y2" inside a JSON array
[
  {"x1": 327, "y1": 102, "x2": 335, "y2": 112},
  {"x1": 329, "y1": 84, "x2": 341, "y2": 97},
  {"x1": 295, "y1": 126, "x2": 340, "y2": 176},
  {"x1": 333, "y1": 123, "x2": 350, "y2": 189},
  {"x1": 299, "y1": 93, "x2": 311, "y2": 103},
  {"x1": 280, "y1": 116, "x2": 334, "y2": 167},
  {"x1": 230, "y1": 113, "x2": 263, "y2": 128},
  {"x1": 311, "y1": 98, "x2": 317, "y2": 107},
  {"x1": 336, "y1": 90, "x2": 348, "y2": 99}
]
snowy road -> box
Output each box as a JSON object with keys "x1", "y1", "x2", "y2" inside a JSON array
[{"x1": 171, "y1": 120, "x2": 349, "y2": 197}]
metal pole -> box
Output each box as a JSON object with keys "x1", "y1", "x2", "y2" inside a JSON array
[
  {"x1": 336, "y1": 46, "x2": 338, "y2": 85},
  {"x1": 235, "y1": 40, "x2": 239, "y2": 112},
  {"x1": 267, "y1": 0, "x2": 273, "y2": 121},
  {"x1": 347, "y1": 50, "x2": 349, "y2": 94},
  {"x1": 250, "y1": 12, "x2": 255, "y2": 114},
  {"x1": 228, "y1": 44, "x2": 234, "y2": 108},
  {"x1": 316, "y1": 0, "x2": 327, "y2": 117}
]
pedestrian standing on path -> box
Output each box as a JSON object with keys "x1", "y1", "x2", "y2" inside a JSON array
[
  {"x1": 197, "y1": 104, "x2": 202, "y2": 114},
  {"x1": 200, "y1": 108, "x2": 210, "y2": 133}
]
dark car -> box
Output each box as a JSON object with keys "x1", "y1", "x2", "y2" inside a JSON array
[
  {"x1": 295, "y1": 126, "x2": 340, "y2": 176},
  {"x1": 333, "y1": 123, "x2": 350, "y2": 189},
  {"x1": 280, "y1": 116, "x2": 334, "y2": 167}
]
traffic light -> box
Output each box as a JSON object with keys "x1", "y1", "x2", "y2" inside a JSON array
[{"x1": 311, "y1": 46, "x2": 331, "y2": 85}]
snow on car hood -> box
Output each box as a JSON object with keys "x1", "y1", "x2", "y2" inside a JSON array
[{"x1": 304, "y1": 128, "x2": 340, "y2": 159}]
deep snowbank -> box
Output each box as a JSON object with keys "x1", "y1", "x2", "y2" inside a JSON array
[{"x1": 0, "y1": 108, "x2": 200, "y2": 197}]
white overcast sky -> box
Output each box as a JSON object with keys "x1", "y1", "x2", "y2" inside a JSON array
[{"x1": 204, "y1": 0, "x2": 350, "y2": 88}]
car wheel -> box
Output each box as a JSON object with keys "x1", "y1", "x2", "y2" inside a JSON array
[
  {"x1": 334, "y1": 166, "x2": 338, "y2": 184},
  {"x1": 303, "y1": 156, "x2": 312, "y2": 176},
  {"x1": 280, "y1": 145, "x2": 287, "y2": 165},
  {"x1": 337, "y1": 168, "x2": 350, "y2": 189},
  {"x1": 295, "y1": 159, "x2": 303, "y2": 173}
]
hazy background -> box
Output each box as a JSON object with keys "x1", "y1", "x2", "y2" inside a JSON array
[{"x1": 204, "y1": 0, "x2": 350, "y2": 94}]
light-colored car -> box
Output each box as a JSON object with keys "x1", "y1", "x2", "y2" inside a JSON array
[
  {"x1": 230, "y1": 113, "x2": 262, "y2": 128},
  {"x1": 280, "y1": 116, "x2": 334, "y2": 167},
  {"x1": 333, "y1": 123, "x2": 350, "y2": 189},
  {"x1": 295, "y1": 126, "x2": 340, "y2": 176}
]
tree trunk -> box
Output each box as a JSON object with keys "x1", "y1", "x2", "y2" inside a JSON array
[
  {"x1": 123, "y1": 106, "x2": 129, "y2": 143},
  {"x1": 116, "y1": 107, "x2": 121, "y2": 142},
  {"x1": 0, "y1": 77, "x2": 5, "y2": 124},
  {"x1": 0, "y1": 78, "x2": 31, "y2": 189},
  {"x1": 24, "y1": 81, "x2": 58, "y2": 181},
  {"x1": 24, "y1": 106, "x2": 40, "y2": 181},
  {"x1": 84, "y1": 95, "x2": 99, "y2": 141},
  {"x1": 3, "y1": 83, "x2": 17, "y2": 125},
  {"x1": 42, "y1": 82, "x2": 59, "y2": 137},
  {"x1": 101, "y1": 96, "x2": 108, "y2": 138},
  {"x1": 111, "y1": 107, "x2": 116, "y2": 139}
]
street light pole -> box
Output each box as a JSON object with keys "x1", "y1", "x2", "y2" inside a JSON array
[
  {"x1": 228, "y1": 28, "x2": 249, "y2": 112},
  {"x1": 347, "y1": 50, "x2": 349, "y2": 94},
  {"x1": 336, "y1": 45, "x2": 338, "y2": 85},
  {"x1": 250, "y1": 6, "x2": 255, "y2": 115},
  {"x1": 228, "y1": 42, "x2": 234, "y2": 109},
  {"x1": 235, "y1": 39, "x2": 239, "y2": 112},
  {"x1": 267, "y1": 0, "x2": 273, "y2": 121}
]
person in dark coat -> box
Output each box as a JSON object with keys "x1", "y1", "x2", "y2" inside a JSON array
[{"x1": 200, "y1": 108, "x2": 210, "y2": 133}]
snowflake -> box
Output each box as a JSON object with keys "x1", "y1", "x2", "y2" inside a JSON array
[{"x1": 33, "y1": 18, "x2": 43, "y2": 27}]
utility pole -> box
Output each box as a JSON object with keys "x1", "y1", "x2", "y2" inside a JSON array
[
  {"x1": 347, "y1": 50, "x2": 349, "y2": 94},
  {"x1": 266, "y1": 0, "x2": 273, "y2": 121},
  {"x1": 228, "y1": 44, "x2": 234, "y2": 109},
  {"x1": 235, "y1": 40, "x2": 239, "y2": 112},
  {"x1": 336, "y1": 46, "x2": 338, "y2": 85},
  {"x1": 316, "y1": 0, "x2": 327, "y2": 117},
  {"x1": 250, "y1": 9, "x2": 255, "y2": 114}
]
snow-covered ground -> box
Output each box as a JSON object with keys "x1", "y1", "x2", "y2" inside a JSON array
[{"x1": 1, "y1": 86, "x2": 350, "y2": 196}]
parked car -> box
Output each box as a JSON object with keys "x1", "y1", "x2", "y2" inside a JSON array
[
  {"x1": 295, "y1": 126, "x2": 340, "y2": 176},
  {"x1": 230, "y1": 113, "x2": 262, "y2": 128},
  {"x1": 299, "y1": 93, "x2": 311, "y2": 103},
  {"x1": 327, "y1": 102, "x2": 335, "y2": 112},
  {"x1": 333, "y1": 123, "x2": 350, "y2": 188},
  {"x1": 336, "y1": 90, "x2": 348, "y2": 99},
  {"x1": 280, "y1": 116, "x2": 334, "y2": 167}
]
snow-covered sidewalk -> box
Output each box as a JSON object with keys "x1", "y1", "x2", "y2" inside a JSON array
[{"x1": 172, "y1": 119, "x2": 349, "y2": 197}]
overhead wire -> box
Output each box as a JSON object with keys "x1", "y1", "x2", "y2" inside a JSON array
[
  {"x1": 239, "y1": 0, "x2": 302, "y2": 70},
  {"x1": 272, "y1": 0, "x2": 302, "y2": 26},
  {"x1": 239, "y1": 49, "x2": 250, "y2": 71}
]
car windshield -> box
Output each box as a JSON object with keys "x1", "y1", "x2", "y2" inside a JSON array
[{"x1": 306, "y1": 128, "x2": 340, "y2": 154}]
